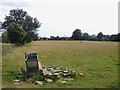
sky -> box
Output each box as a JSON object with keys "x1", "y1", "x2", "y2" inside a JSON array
[{"x1": 0, "y1": 0, "x2": 118, "y2": 37}]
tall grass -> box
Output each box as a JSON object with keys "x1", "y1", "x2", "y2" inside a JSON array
[{"x1": 2, "y1": 43, "x2": 16, "y2": 55}]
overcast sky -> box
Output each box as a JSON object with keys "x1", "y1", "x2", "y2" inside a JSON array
[{"x1": 0, "y1": 0, "x2": 118, "y2": 37}]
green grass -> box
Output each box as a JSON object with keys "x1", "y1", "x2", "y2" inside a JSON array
[
  {"x1": 0, "y1": 43, "x2": 2, "y2": 88},
  {"x1": 2, "y1": 43, "x2": 16, "y2": 55},
  {"x1": 2, "y1": 41, "x2": 119, "y2": 88}
]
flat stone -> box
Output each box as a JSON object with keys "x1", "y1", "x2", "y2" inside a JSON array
[
  {"x1": 54, "y1": 73, "x2": 60, "y2": 76},
  {"x1": 59, "y1": 80, "x2": 67, "y2": 84},
  {"x1": 63, "y1": 73, "x2": 67, "y2": 76},
  {"x1": 63, "y1": 70, "x2": 68, "y2": 73},
  {"x1": 35, "y1": 81, "x2": 43, "y2": 85},
  {"x1": 48, "y1": 72, "x2": 53, "y2": 75},
  {"x1": 54, "y1": 70, "x2": 62, "y2": 73},
  {"x1": 42, "y1": 68, "x2": 49, "y2": 76},
  {"x1": 64, "y1": 78, "x2": 74, "y2": 81},
  {"x1": 48, "y1": 68, "x2": 55, "y2": 72},
  {"x1": 38, "y1": 61, "x2": 42, "y2": 70},
  {"x1": 13, "y1": 80, "x2": 20, "y2": 83},
  {"x1": 57, "y1": 75, "x2": 61, "y2": 78},
  {"x1": 13, "y1": 80, "x2": 20, "y2": 85},
  {"x1": 78, "y1": 72, "x2": 84, "y2": 76},
  {"x1": 47, "y1": 79, "x2": 53, "y2": 83}
]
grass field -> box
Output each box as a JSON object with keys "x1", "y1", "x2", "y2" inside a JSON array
[
  {"x1": 2, "y1": 41, "x2": 119, "y2": 88},
  {"x1": 0, "y1": 43, "x2": 2, "y2": 89}
]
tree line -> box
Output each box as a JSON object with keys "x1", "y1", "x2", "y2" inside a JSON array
[
  {"x1": 71, "y1": 29, "x2": 120, "y2": 41},
  {"x1": 39, "y1": 29, "x2": 120, "y2": 42},
  {"x1": 1, "y1": 9, "x2": 120, "y2": 46}
]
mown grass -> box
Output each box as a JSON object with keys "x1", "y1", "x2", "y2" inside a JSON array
[{"x1": 2, "y1": 41, "x2": 119, "y2": 88}]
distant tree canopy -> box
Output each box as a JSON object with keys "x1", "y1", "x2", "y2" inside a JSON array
[
  {"x1": 70, "y1": 29, "x2": 119, "y2": 42},
  {"x1": 2, "y1": 9, "x2": 41, "y2": 45},
  {"x1": 71, "y1": 29, "x2": 82, "y2": 40},
  {"x1": 110, "y1": 33, "x2": 120, "y2": 41},
  {"x1": 82, "y1": 33, "x2": 89, "y2": 40},
  {"x1": 97, "y1": 32, "x2": 104, "y2": 41}
]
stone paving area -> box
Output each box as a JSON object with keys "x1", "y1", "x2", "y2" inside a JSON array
[{"x1": 14, "y1": 65, "x2": 84, "y2": 85}]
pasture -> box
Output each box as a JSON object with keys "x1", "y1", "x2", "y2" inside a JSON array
[{"x1": 2, "y1": 41, "x2": 119, "y2": 88}]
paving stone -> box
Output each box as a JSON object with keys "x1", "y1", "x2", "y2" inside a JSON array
[
  {"x1": 54, "y1": 70, "x2": 62, "y2": 73},
  {"x1": 59, "y1": 80, "x2": 67, "y2": 84},
  {"x1": 54, "y1": 72, "x2": 60, "y2": 76},
  {"x1": 78, "y1": 72, "x2": 84, "y2": 76},
  {"x1": 38, "y1": 61, "x2": 42, "y2": 70},
  {"x1": 48, "y1": 72, "x2": 53, "y2": 75},
  {"x1": 47, "y1": 79, "x2": 53, "y2": 83},
  {"x1": 57, "y1": 75, "x2": 61, "y2": 78},
  {"x1": 42, "y1": 68, "x2": 49, "y2": 76},
  {"x1": 63, "y1": 70, "x2": 69, "y2": 73},
  {"x1": 64, "y1": 78, "x2": 74, "y2": 81},
  {"x1": 35, "y1": 81, "x2": 43, "y2": 85},
  {"x1": 48, "y1": 68, "x2": 55, "y2": 72},
  {"x1": 13, "y1": 80, "x2": 20, "y2": 83},
  {"x1": 13, "y1": 80, "x2": 21, "y2": 85},
  {"x1": 63, "y1": 73, "x2": 67, "y2": 76}
]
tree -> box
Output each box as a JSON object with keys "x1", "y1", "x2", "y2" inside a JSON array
[
  {"x1": 2, "y1": 9, "x2": 41, "y2": 45},
  {"x1": 118, "y1": 33, "x2": 120, "y2": 41},
  {"x1": 97, "y1": 32, "x2": 104, "y2": 41},
  {"x1": 0, "y1": 20, "x2": 4, "y2": 32},
  {"x1": 2, "y1": 31, "x2": 10, "y2": 43},
  {"x1": 7, "y1": 22, "x2": 27, "y2": 45},
  {"x1": 82, "y1": 32, "x2": 89, "y2": 40},
  {"x1": 110, "y1": 34, "x2": 118, "y2": 41},
  {"x1": 0, "y1": 36, "x2": 1, "y2": 42},
  {"x1": 50, "y1": 36, "x2": 55, "y2": 40},
  {"x1": 71, "y1": 29, "x2": 82, "y2": 40},
  {"x1": 88, "y1": 34, "x2": 98, "y2": 41},
  {"x1": 103, "y1": 35, "x2": 111, "y2": 41}
]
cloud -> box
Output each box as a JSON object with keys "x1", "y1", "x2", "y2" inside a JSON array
[
  {"x1": 0, "y1": 2, "x2": 28, "y2": 7},
  {"x1": 0, "y1": 0, "x2": 29, "y2": 8},
  {"x1": 0, "y1": 0, "x2": 30, "y2": 21}
]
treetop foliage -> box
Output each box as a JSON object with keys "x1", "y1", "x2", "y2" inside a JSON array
[
  {"x1": 71, "y1": 29, "x2": 82, "y2": 40},
  {"x1": 2, "y1": 8, "x2": 41, "y2": 45}
]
